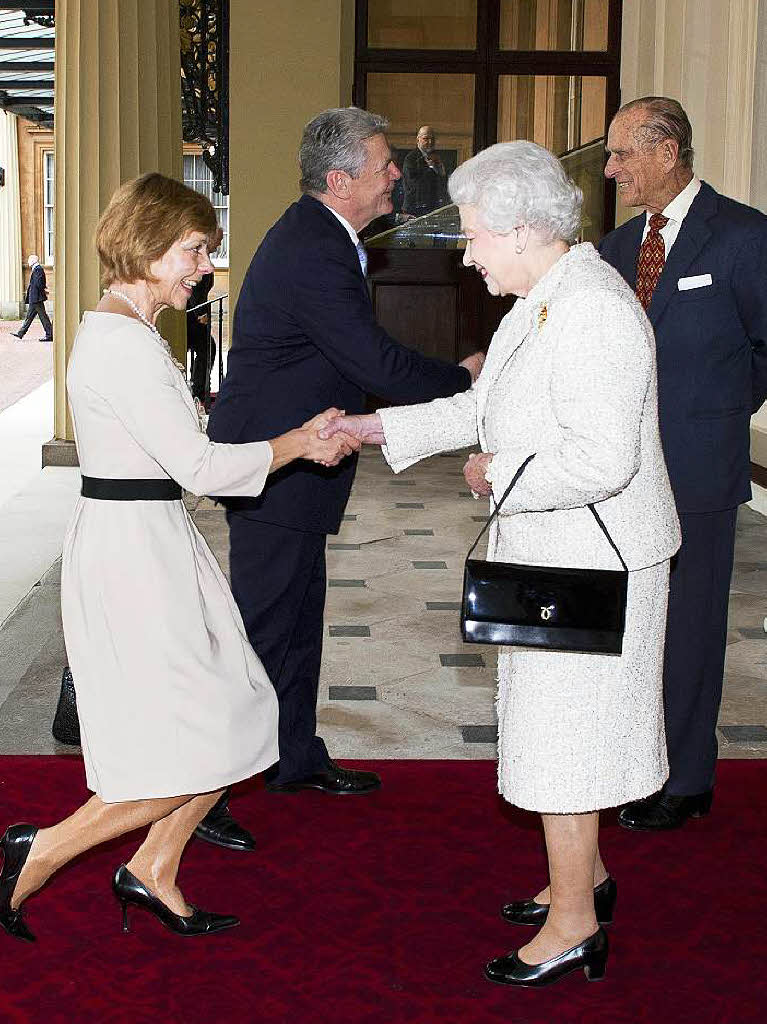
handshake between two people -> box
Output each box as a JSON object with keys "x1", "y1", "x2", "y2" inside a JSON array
[
  {"x1": 317, "y1": 412, "x2": 494, "y2": 497},
  {"x1": 291, "y1": 351, "x2": 486, "y2": 471}
]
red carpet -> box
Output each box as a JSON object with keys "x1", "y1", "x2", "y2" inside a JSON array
[{"x1": 0, "y1": 757, "x2": 764, "y2": 1024}]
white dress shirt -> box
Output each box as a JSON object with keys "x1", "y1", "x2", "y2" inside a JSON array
[
  {"x1": 324, "y1": 204, "x2": 360, "y2": 246},
  {"x1": 641, "y1": 176, "x2": 701, "y2": 257}
]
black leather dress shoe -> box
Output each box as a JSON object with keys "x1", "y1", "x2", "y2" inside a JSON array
[
  {"x1": 194, "y1": 791, "x2": 255, "y2": 852},
  {"x1": 485, "y1": 928, "x2": 608, "y2": 987},
  {"x1": 502, "y1": 876, "x2": 616, "y2": 926},
  {"x1": 618, "y1": 788, "x2": 713, "y2": 831},
  {"x1": 265, "y1": 761, "x2": 381, "y2": 795}
]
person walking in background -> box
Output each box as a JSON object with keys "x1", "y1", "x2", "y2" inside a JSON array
[
  {"x1": 12, "y1": 255, "x2": 52, "y2": 342},
  {"x1": 205, "y1": 106, "x2": 483, "y2": 832},
  {"x1": 0, "y1": 173, "x2": 357, "y2": 943},
  {"x1": 322, "y1": 141, "x2": 680, "y2": 987},
  {"x1": 600, "y1": 97, "x2": 767, "y2": 831}
]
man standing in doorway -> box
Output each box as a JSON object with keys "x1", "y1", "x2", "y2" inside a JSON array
[
  {"x1": 12, "y1": 255, "x2": 52, "y2": 342},
  {"x1": 200, "y1": 107, "x2": 482, "y2": 849},
  {"x1": 600, "y1": 96, "x2": 767, "y2": 831}
]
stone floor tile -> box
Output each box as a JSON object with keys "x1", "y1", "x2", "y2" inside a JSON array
[{"x1": 329, "y1": 685, "x2": 377, "y2": 700}]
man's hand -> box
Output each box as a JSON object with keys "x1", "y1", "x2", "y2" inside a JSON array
[
  {"x1": 460, "y1": 351, "x2": 485, "y2": 383},
  {"x1": 463, "y1": 452, "x2": 493, "y2": 497},
  {"x1": 319, "y1": 413, "x2": 386, "y2": 446}
]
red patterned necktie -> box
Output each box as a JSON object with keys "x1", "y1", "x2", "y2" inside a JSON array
[{"x1": 635, "y1": 213, "x2": 669, "y2": 310}]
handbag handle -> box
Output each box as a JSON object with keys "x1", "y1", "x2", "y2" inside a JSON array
[{"x1": 466, "y1": 453, "x2": 628, "y2": 572}]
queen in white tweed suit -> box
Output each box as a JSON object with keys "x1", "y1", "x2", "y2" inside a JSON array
[{"x1": 322, "y1": 141, "x2": 681, "y2": 986}]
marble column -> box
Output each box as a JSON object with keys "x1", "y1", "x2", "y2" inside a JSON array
[
  {"x1": 49, "y1": 0, "x2": 184, "y2": 455},
  {"x1": 0, "y1": 111, "x2": 24, "y2": 319}
]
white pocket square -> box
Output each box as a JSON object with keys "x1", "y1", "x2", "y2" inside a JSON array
[{"x1": 677, "y1": 273, "x2": 713, "y2": 291}]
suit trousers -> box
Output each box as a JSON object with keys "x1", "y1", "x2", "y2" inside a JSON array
[
  {"x1": 663, "y1": 508, "x2": 738, "y2": 795},
  {"x1": 18, "y1": 301, "x2": 52, "y2": 339},
  {"x1": 227, "y1": 513, "x2": 331, "y2": 783}
]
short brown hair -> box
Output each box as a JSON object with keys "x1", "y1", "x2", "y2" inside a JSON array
[{"x1": 96, "y1": 172, "x2": 217, "y2": 286}]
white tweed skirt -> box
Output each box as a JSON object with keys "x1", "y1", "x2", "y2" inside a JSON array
[{"x1": 496, "y1": 559, "x2": 670, "y2": 814}]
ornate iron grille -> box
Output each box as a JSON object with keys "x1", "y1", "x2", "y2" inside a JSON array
[{"x1": 180, "y1": 0, "x2": 229, "y2": 195}]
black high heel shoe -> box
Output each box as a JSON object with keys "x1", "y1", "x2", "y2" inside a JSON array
[
  {"x1": 484, "y1": 927, "x2": 608, "y2": 987},
  {"x1": 501, "y1": 875, "x2": 617, "y2": 926},
  {"x1": 112, "y1": 865, "x2": 239, "y2": 937},
  {"x1": 0, "y1": 824, "x2": 39, "y2": 943}
]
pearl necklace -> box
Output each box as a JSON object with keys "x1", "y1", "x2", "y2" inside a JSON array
[
  {"x1": 107, "y1": 288, "x2": 207, "y2": 429},
  {"x1": 106, "y1": 289, "x2": 186, "y2": 375}
]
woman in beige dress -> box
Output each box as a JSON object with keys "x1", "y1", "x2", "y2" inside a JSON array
[
  {"x1": 322, "y1": 142, "x2": 681, "y2": 986},
  {"x1": 0, "y1": 173, "x2": 357, "y2": 942}
]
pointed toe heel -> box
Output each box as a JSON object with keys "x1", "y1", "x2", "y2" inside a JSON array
[
  {"x1": 112, "y1": 865, "x2": 239, "y2": 937},
  {"x1": 0, "y1": 824, "x2": 39, "y2": 943}
]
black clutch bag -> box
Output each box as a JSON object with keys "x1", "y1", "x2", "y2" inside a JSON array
[
  {"x1": 52, "y1": 666, "x2": 81, "y2": 745},
  {"x1": 461, "y1": 455, "x2": 628, "y2": 655}
]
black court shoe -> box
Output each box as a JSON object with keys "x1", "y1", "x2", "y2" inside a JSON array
[
  {"x1": 485, "y1": 928, "x2": 608, "y2": 987},
  {"x1": 0, "y1": 824, "x2": 39, "y2": 943},
  {"x1": 502, "y1": 875, "x2": 617, "y2": 926},
  {"x1": 112, "y1": 865, "x2": 239, "y2": 937}
]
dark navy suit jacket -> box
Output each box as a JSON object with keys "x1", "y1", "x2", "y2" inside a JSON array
[
  {"x1": 25, "y1": 264, "x2": 47, "y2": 305},
  {"x1": 599, "y1": 182, "x2": 767, "y2": 513},
  {"x1": 208, "y1": 194, "x2": 471, "y2": 533}
]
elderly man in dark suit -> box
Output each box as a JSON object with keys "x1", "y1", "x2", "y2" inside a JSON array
[
  {"x1": 12, "y1": 255, "x2": 52, "y2": 342},
  {"x1": 200, "y1": 107, "x2": 482, "y2": 849},
  {"x1": 599, "y1": 96, "x2": 767, "y2": 831}
]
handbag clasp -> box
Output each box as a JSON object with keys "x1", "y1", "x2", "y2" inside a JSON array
[{"x1": 540, "y1": 604, "x2": 556, "y2": 621}]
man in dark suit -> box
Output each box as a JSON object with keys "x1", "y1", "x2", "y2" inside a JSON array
[
  {"x1": 199, "y1": 107, "x2": 481, "y2": 848},
  {"x1": 402, "y1": 125, "x2": 450, "y2": 218},
  {"x1": 12, "y1": 255, "x2": 52, "y2": 342},
  {"x1": 599, "y1": 96, "x2": 767, "y2": 830}
]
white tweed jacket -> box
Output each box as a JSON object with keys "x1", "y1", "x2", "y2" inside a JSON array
[{"x1": 379, "y1": 243, "x2": 681, "y2": 571}]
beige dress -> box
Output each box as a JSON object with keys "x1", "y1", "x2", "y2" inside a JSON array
[
  {"x1": 380, "y1": 244, "x2": 682, "y2": 813},
  {"x1": 62, "y1": 312, "x2": 279, "y2": 802}
]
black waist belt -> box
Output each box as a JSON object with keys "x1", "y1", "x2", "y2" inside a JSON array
[{"x1": 81, "y1": 477, "x2": 183, "y2": 501}]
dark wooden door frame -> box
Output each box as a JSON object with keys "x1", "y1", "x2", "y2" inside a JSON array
[{"x1": 354, "y1": 0, "x2": 623, "y2": 232}]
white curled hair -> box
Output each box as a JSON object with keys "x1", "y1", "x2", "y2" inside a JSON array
[{"x1": 449, "y1": 141, "x2": 583, "y2": 244}]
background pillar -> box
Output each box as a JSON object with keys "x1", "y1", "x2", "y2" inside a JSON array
[
  {"x1": 228, "y1": 0, "x2": 354, "y2": 310},
  {"x1": 0, "y1": 111, "x2": 24, "y2": 319},
  {"x1": 50, "y1": 0, "x2": 184, "y2": 452}
]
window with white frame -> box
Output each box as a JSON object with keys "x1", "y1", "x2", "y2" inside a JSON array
[
  {"x1": 43, "y1": 151, "x2": 54, "y2": 265},
  {"x1": 183, "y1": 153, "x2": 229, "y2": 266}
]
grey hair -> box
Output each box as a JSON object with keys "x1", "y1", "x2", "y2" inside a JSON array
[
  {"x1": 618, "y1": 96, "x2": 694, "y2": 170},
  {"x1": 299, "y1": 107, "x2": 389, "y2": 194},
  {"x1": 448, "y1": 141, "x2": 583, "y2": 243}
]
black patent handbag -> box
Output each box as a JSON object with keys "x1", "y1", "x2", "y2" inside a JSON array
[{"x1": 461, "y1": 454, "x2": 628, "y2": 655}]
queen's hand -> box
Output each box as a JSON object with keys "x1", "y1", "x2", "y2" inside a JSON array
[
  {"x1": 319, "y1": 413, "x2": 386, "y2": 446},
  {"x1": 463, "y1": 452, "x2": 493, "y2": 497}
]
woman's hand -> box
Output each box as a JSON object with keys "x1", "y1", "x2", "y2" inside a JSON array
[
  {"x1": 319, "y1": 413, "x2": 386, "y2": 446},
  {"x1": 268, "y1": 408, "x2": 361, "y2": 472},
  {"x1": 463, "y1": 452, "x2": 493, "y2": 497},
  {"x1": 302, "y1": 426, "x2": 358, "y2": 467}
]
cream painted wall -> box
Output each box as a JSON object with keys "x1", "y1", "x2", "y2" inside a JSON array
[
  {"x1": 228, "y1": 0, "x2": 354, "y2": 312},
  {"x1": 618, "y1": 0, "x2": 758, "y2": 202}
]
